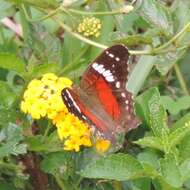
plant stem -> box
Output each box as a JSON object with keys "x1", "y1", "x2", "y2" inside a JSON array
[
  {"x1": 112, "y1": 181, "x2": 123, "y2": 190},
  {"x1": 42, "y1": 121, "x2": 52, "y2": 142},
  {"x1": 54, "y1": 17, "x2": 108, "y2": 49},
  {"x1": 55, "y1": 174, "x2": 67, "y2": 190},
  {"x1": 155, "y1": 23, "x2": 190, "y2": 52},
  {"x1": 0, "y1": 160, "x2": 22, "y2": 172},
  {"x1": 24, "y1": 7, "x2": 190, "y2": 56},
  {"x1": 22, "y1": 5, "x2": 61, "y2": 22},
  {"x1": 174, "y1": 64, "x2": 189, "y2": 96},
  {"x1": 53, "y1": 18, "x2": 190, "y2": 56},
  {"x1": 65, "y1": 8, "x2": 124, "y2": 15}
]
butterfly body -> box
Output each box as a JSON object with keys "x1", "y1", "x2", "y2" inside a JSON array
[{"x1": 62, "y1": 45, "x2": 139, "y2": 142}]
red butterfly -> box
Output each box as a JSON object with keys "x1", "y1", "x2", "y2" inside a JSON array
[{"x1": 61, "y1": 45, "x2": 139, "y2": 143}]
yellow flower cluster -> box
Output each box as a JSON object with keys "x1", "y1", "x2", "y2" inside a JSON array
[
  {"x1": 20, "y1": 73, "x2": 92, "y2": 151},
  {"x1": 21, "y1": 73, "x2": 72, "y2": 119},
  {"x1": 53, "y1": 111, "x2": 92, "y2": 152},
  {"x1": 77, "y1": 17, "x2": 101, "y2": 37}
]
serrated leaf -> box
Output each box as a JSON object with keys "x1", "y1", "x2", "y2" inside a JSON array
[
  {"x1": 161, "y1": 96, "x2": 190, "y2": 115},
  {"x1": 41, "y1": 152, "x2": 72, "y2": 174},
  {"x1": 79, "y1": 153, "x2": 143, "y2": 180},
  {"x1": 168, "y1": 125, "x2": 190, "y2": 149},
  {"x1": 138, "y1": 150, "x2": 160, "y2": 170},
  {"x1": 0, "y1": 53, "x2": 25, "y2": 77},
  {"x1": 160, "y1": 155, "x2": 182, "y2": 188},
  {"x1": 136, "y1": 0, "x2": 173, "y2": 35},
  {"x1": 136, "y1": 87, "x2": 169, "y2": 137},
  {"x1": 134, "y1": 136, "x2": 164, "y2": 152},
  {"x1": 174, "y1": 113, "x2": 190, "y2": 160},
  {"x1": 0, "y1": 108, "x2": 20, "y2": 127},
  {"x1": 0, "y1": 81, "x2": 17, "y2": 108},
  {"x1": 180, "y1": 159, "x2": 190, "y2": 182},
  {"x1": 0, "y1": 123, "x2": 27, "y2": 158}
]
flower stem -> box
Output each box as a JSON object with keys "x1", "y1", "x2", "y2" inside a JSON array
[
  {"x1": 23, "y1": 6, "x2": 190, "y2": 57},
  {"x1": 22, "y1": 5, "x2": 61, "y2": 22},
  {"x1": 55, "y1": 174, "x2": 67, "y2": 190},
  {"x1": 42, "y1": 121, "x2": 52, "y2": 142},
  {"x1": 112, "y1": 181, "x2": 123, "y2": 190},
  {"x1": 65, "y1": 8, "x2": 124, "y2": 15},
  {"x1": 155, "y1": 23, "x2": 190, "y2": 52},
  {"x1": 54, "y1": 17, "x2": 108, "y2": 49},
  {"x1": 174, "y1": 64, "x2": 189, "y2": 96}
]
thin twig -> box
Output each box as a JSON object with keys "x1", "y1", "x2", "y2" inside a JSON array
[{"x1": 174, "y1": 64, "x2": 189, "y2": 96}]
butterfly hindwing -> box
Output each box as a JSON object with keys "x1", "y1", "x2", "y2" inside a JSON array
[{"x1": 62, "y1": 87, "x2": 116, "y2": 140}]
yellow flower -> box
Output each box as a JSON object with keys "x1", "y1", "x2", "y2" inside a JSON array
[
  {"x1": 54, "y1": 112, "x2": 92, "y2": 151},
  {"x1": 95, "y1": 139, "x2": 111, "y2": 153},
  {"x1": 20, "y1": 73, "x2": 72, "y2": 119},
  {"x1": 64, "y1": 136, "x2": 82, "y2": 152},
  {"x1": 77, "y1": 17, "x2": 101, "y2": 37}
]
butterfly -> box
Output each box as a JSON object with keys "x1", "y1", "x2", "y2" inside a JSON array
[{"x1": 61, "y1": 45, "x2": 139, "y2": 143}]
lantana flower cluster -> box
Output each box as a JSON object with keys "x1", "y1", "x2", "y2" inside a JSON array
[
  {"x1": 77, "y1": 17, "x2": 101, "y2": 37},
  {"x1": 21, "y1": 73, "x2": 92, "y2": 151}
]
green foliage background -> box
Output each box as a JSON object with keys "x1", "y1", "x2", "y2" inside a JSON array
[{"x1": 0, "y1": 0, "x2": 190, "y2": 189}]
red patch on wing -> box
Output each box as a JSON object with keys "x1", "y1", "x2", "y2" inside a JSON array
[{"x1": 95, "y1": 77, "x2": 120, "y2": 120}]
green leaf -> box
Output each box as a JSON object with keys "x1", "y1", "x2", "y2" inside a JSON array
[
  {"x1": 0, "y1": 53, "x2": 25, "y2": 77},
  {"x1": 0, "y1": 108, "x2": 20, "y2": 127},
  {"x1": 27, "y1": 63, "x2": 59, "y2": 80},
  {"x1": 0, "y1": 182, "x2": 17, "y2": 190},
  {"x1": 0, "y1": 123, "x2": 27, "y2": 158},
  {"x1": 136, "y1": 87, "x2": 169, "y2": 137},
  {"x1": 0, "y1": 1, "x2": 13, "y2": 19},
  {"x1": 180, "y1": 159, "x2": 190, "y2": 182},
  {"x1": 127, "y1": 56, "x2": 155, "y2": 95},
  {"x1": 175, "y1": 113, "x2": 190, "y2": 160},
  {"x1": 168, "y1": 125, "x2": 190, "y2": 150},
  {"x1": 26, "y1": 133, "x2": 63, "y2": 153},
  {"x1": 134, "y1": 136, "x2": 164, "y2": 152},
  {"x1": 10, "y1": 0, "x2": 58, "y2": 8},
  {"x1": 161, "y1": 96, "x2": 190, "y2": 115},
  {"x1": 136, "y1": 0, "x2": 173, "y2": 35},
  {"x1": 172, "y1": 112, "x2": 190, "y2": 129},
  {"x1": 173, "y1": 0, "x2": 190, "y2": 32},
  {"x1": 179, "y1": 133, "x2": 190, "y2": 161},
  {"x1": 154, "y1": 52, "x2": 177, "y2": 76},
  {"x1": 160, "y1": 155, "x2": 182, "y2": 188},
  {"x1": 0, "y1": 81, "x2": 17, "y2": 108},
  {"x1": 79, "y1": 153, "x2": 143, "y2": 180},
  {"x1": 41, "y1": 152, "x2": 73, "y2": 174},
  {"x1": 155, "y1": 48, "x2": 186, "y2": 75},
  {"x1": 137, "y1": 150, "x2": 160, "y2": 169}
]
